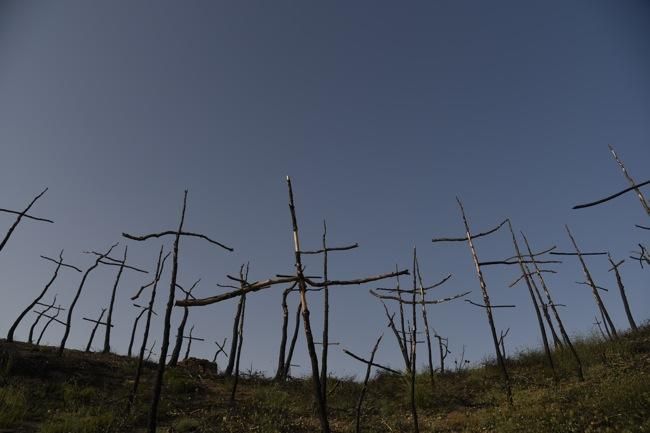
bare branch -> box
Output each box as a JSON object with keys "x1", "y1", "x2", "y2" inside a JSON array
[
  {"x1": 300, "y1": 243, "x2": 359, "y2": 255},
  {"x1": 370, "y1": 289, "x2": 470, "y2": 305},
  {"x1": 432, "y1": 219, "x2": 508, "y2": 243},
  {"x1": 122, "y1": 230, "x2": 233, "y2": 251},
  {"x1": 342, "y1": 349, "x2": 401, "y2": 375},
  {"x1": 572, "y1": 179, "x2": 650, "y2": 210},
  {"x1": 465, "y1": 299, "x2": 515, "y2": 308},
  {"x1": 39, "y1": 254, "x2": 83, "y2": 273}
]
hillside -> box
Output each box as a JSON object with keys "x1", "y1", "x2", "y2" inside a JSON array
[{"x1": 0, "y1": 325, "x2": 649, "y2": 433}]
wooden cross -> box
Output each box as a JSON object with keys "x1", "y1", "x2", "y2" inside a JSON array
[
  {"x1": 182, "y1": 325, "x2": 205, "y2": 361},
  {"x1": 82, "y1": 308, "x2": 113, "y2": 352}
]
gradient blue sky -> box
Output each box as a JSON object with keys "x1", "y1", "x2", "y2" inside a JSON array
[{"x1": 0, "y1": 1, "x2": 648, "y2": 377}]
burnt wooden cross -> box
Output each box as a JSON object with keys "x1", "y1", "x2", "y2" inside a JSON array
[
  {"x1": 178, "y1": 177, "x2": 407, "y2": 433},
  {"x1": 122, "y1": 190, "x2": 232, "y2": 433},
  {"x1": 82, "y1": 308, "x2": 113, "y2": 352},
  {"x1": 432, "y1": 199, "x2": 513, "y2": 404},
  {"x1": 0, "y1": 188, "x2": 53, "y2": 255},
  {"x1": 182, "y1": 325, "x2": 205, "y2": 361},
  {"x1": 85, "y1": 246, "x2": 148, "y2": 353},
  {"x1": 8, "y1": 251, "x2": 81, "y2": 342}
]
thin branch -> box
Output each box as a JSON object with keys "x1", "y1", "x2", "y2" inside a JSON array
[
  {"x1": 122, "y1": 230, "x2": 233, "y2": 251},
  {"x1": 370, "y1": 289, "x2": 470, "y2": 305},
  {"x1": 572, "y1": 179, "x2": 650, "y2": 210},
  {"x1": 39, "y1": 255, "x2": 83, "y2": 273},
  {"x1": 300, "y1": 243, "x2": 359, "y2": 255},
  {"x1": 465, "y1": 299, "x2": 515, "y2": 308},
  {"x1": 342, "y1": 349, "x2": 401, "y2": 375},
  {"x1": 432, "y1": 219, "x2": 508, "y2": 243}
]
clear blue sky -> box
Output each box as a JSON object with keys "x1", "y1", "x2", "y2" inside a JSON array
[{"x1": 0, "y1": 0, "x2": 648, "y2": 377}]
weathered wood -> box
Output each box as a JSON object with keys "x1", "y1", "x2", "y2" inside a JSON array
[
  {"x1": 432, "y1": 219, "x2": 508, "y2": 243},
  {"x1": 274, "y1": 284, "x2": 296, "y2": 380},
  {"x1": 128, "y1": 306, "x2": 149, "y2": 357},
  {"x1": 224, "y1": 275, "x2": 245, "y2": 377},
  {"x1": 29, "y1": 297, "x2": 60, "y2": 343},
  {"x1": 183, "y1": 326, "x2": 205, "y2": 361}
]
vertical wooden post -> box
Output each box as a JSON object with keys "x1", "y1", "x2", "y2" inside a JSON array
[
  {"x1": 457, "y1": 200, "x2": 512, "y2": 404},
  {"x1": 103, "y1": 246, "x2": 127, "y2": 353},
  {"x1": 607, "y1": 254, "x2": 637, "y2": 331},
  {"x1": 565, "y1": 225, "x2": 618, "y2": 339},
  {"x1": 286, "y1": 176, "x2": 329, "y2": 433}
]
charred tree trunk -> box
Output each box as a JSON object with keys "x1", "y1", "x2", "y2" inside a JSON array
[
  {"x1": 224, "y1": 294, "x2": 245, "y2": 377},
  {"x1": 0, "y1": 188, "x2": 51, "y2": 254},
  {"x1": 286, "y1": 176, "x2": 330, "y2": 433},
  {"x1": 128, "y1": 247, "x2": 166, "y2": 412},
  {"x1": 103, "y1": 246, "x2": 127, "y2": 354},
  {"x1": 414, "y1": 256, "x2": 435, "y2": 393},
  {"x1": 147, "y1": 192, "x2": 187, "y2": 433},
  {"x1": 283, "y1": 301, "x2": 302, "y2": 379},
  {"x1": 85, "y1": 309, "x2": 106, "y2": 352},
  {"x1": 128, "y1": 307, "x2": 148, "y2": 357},
  {"x1": 565, "y1": 226, "x2": 618, "y2": 339},
  {"x1": 7, "y1": 251, "x2": 78, "y2": 342},
  {"x1": 169, "y1": 305, "x2": 190, "y2": 366},
  {"x1": 29, "y1": 299, "x2": 58, "y2": 344},
  {"x1": 507, "y1": 221, "x2": 556, "y2": 381},
  {"x1": 355, "y1": 334, "x2": 383, "y2": 433},
  {"x1": 608, "y1": 254, "x2": 637, "y2": 331},
  {"x1": 36, "y1": 306, "x2": 62, "y2": 345},
  {"x1": 230, "y1": 294, "x2": 247, "y2": 404},
  {"x1": 320, "y1": 221, "x2": 330, "y2": 404},
  {"x1": 58, "y1": 243, "x2": 117, "y2": 356},
  {"x1": 275, "y1": 286, "x2": 293, "y2": 380},
  {"x1": 521, "y1": 232, "x2": 584, "y2": 381},
  {"x1": 458, "y1": 201, "x2": 512, "y2": 403},
  {"x1": 408, "y1": 327, "x2": 420, "y2": 433}
]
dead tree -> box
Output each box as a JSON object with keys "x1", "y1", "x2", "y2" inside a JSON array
[
  {"x1": 36, "y1": 304, "x2": 65, "y2": 345},
  {"x1": 343, "y1": 334, "x2": 383, "y2": 433},
  {"x1": 82, "y1": 245, "x2": 149, "y2": 354},
  {"x1": 230, "y1": 284, "x2": 247, "y2": 404},
  {"x1": 128, "y1": 247, "x2": 168, "y2": 412},
  {"x1": 183, "y1": 326, "x2": 205, "y2": 361},
  {"x1": 83, "y1": 309, "x2": 109, "y2": 352},
  {"x1": 282, "y1": 301, "x2": 302, "y2": 379},
  {"x1": 432, "y1": 204, "x2": 513, "y2": 404},
  {"x1": 8, "y1": 251, "x2": 81, "y2": 342},
  {"x1": 0, "y1": 188, "x2": 53, "y2": 254},
  {"x1": 122, "y1": 190, "x2": 233, "y2": 433},
  {"x1": 178, "y1": 177, "x2": 406, "y2": 433},
  {"x1": 498, "y1": 328, "x2": 510, "y2": 360},
  {"x1": 564, "y1": 226, "x2": 618, "y2": 339},
  {"x1": 608, "y1": 255, "x2": 637, "y2": 331},
  {"x1": 58, "y1": 243, "x2": 118, "y2": 356},
  {"x1": 593, "y1": 316, "x2": 607, "y2": 340},
  {"x1": 608, "y1": 144, "x2": 650, "y2": 215},
  {"x1": 573, "y1": 179, "x2": 650, "y2": 210},
  {"x1": 434, "y1": 335, "x2": 450, "y2": 374},
  {"x1": 28, "y1": 297, "x2": 63, "y2": 343},
  {"x1": 128, "y1": 304, "x2": 152, "y2": 357},
  {"x1": 503, "y1": 221, "x2": 556, "y2": 381},
  {"x1": 169, "y1": 279, "x2": 200, "y2": 367},
  {"x1": 521, "y1": 233, "x2": 584, "y2": 381},
  {"x1": 300, "y1": 220, "x2": 358, "y2": 404},
  {"x1": 274, "y1": 283, "x2": 297, "y2": 380},
  {"x1": 224, "y1": 276, "x2": 246, "y2": 377},
  {"x1": 213, "y1": 338, "x2": 228, "y2": 367},
  {"x1": 146, "y1": 340, "x2": 157, "y2": 362}
]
